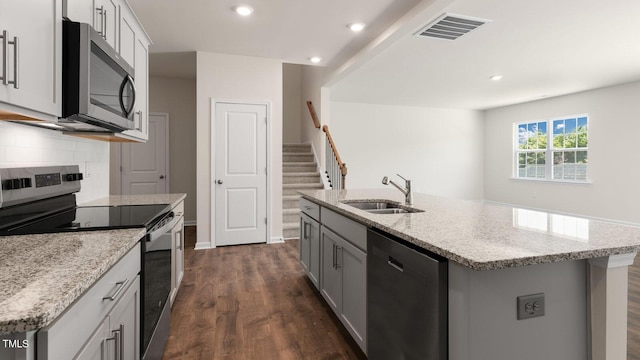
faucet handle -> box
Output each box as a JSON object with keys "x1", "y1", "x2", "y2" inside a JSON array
[{"x1": 396, "y1": 173, "x2": 408, "y2": 182}]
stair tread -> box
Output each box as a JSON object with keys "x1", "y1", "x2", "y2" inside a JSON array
[
  {"x1": 283, "y1": 162, "x2": 316, "y2": 165},
  {"x1": 283, "y1": 172, "x2": 320, "y2": 176},
  {"x1": 283, "y1": 222, "x2": 299, "y2": 229},
  {"x1": 283, "y1": 182, "x2": 323, "y2": 188},
  {"x1": 283, "y1": 194, "x2": 302, "y2": 199},
  {"x1": 283, "y1": 208, "x2": 301, "y2": 214},
  {"x1": 283, "y1": 152, "x2": 314, "y2": 156}
]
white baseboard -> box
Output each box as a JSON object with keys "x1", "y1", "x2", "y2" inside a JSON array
[
  {"x1": 269, "y1": 236, "x2": 284, "y2": 244},
  {"x1": 194, "y1": 241, "x2": 213, "y2": 250}
]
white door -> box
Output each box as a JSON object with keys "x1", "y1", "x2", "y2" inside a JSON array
[
  {"x1": 121, "y1": 113, "x2": 169, "y2": 195},
  {"x1": 213, "y1": 102, "x2": 268, "y2": 246}
]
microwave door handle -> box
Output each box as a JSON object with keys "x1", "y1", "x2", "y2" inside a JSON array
[{"x1": 118, "y1": 75, "x2": 136, "y2": 117}]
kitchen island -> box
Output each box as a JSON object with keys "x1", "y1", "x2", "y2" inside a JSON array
[{"x1": 300, "y1": 188, "x2": 640, "y2": 360}]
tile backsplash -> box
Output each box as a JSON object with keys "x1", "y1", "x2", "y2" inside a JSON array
[{"x1": 0, "y1": 121, "x2": 109, "y2": 203}]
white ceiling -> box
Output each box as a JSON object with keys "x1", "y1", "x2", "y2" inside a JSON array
[
  {"x1": 129, "y1": 0, "x2": 640, "y2": 110},
  {"x1": 330, "y1": 0, "x2": 640, "y2": 109},
  {"x1": 128, "y1": 0, "x2": 421, "y2": 71}
]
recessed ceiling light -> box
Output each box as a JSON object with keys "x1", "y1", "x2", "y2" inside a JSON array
[
  {"x1": 490, "y1": 74, "x2": 503, "y2": 81},
  {"x1": 309, "y1": 57, "x2": 322, "y2": 64},
  {"x1": 234, "y1": 5, "x2": 254, "y2": 16},
  {"x1": 349, "y1": 23, "x2": 366, "y2": 32}
]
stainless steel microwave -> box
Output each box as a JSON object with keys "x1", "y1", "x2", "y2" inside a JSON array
[{"x1": 61, "y1": 21, "x2": 135, "y2": 132}]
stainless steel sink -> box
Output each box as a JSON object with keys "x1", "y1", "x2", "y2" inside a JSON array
[{"x1": 341, "y1": 200, "x2": 424, "y2": 214}]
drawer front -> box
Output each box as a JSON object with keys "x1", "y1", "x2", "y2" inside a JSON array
[
  {"x1": 38, "y1": 242, "x2": 141, "y2": 360},
  {"x1": 321, "y1": 207, "x2": 367, "y2": 252},
  {"x1": 300, "y1": 198, "x2": 320, "y2": 221}
]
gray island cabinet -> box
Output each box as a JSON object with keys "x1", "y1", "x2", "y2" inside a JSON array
[
  {"x1": 299, "y1": 197, "x2": 368, "y2": 354},
  {"x1": 300, "y1": 189, "x2": 640, "y2": 360}
]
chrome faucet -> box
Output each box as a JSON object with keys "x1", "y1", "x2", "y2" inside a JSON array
[{"x1": 382, "y1": 174, "x2": 413, "y2": 205}]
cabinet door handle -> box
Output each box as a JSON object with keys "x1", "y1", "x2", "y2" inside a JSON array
[
  {"x1": 136, "y1": 110, "x2": 143, "y2": 131},
  {"x1": 176, "y1": 229, "x2": 183, "y2": 250},
  {"x1": 102, "y1": 279, "x2": 129, "y2": 301},
  {"x1": 332, "y1": 243, "x2": 337, "y2": 269},
  {"x1": 1, "y1": 30, "x2": 7, "y2": 85},
  {"x1": 96, "y1": 6, "x2": 105, "y2": 38},
  {"x1": 108, "y1": 323, "x2": 124, "y2": 360},
  {"x1": 103, "y1": 10, "x2": 108, "y2": 40},
  {"x1": 10, "y1": 36, "x2": 17, "y2": 89},
  {"x1": 335, "y1": 246, "x2": 341, "y2": 269},
  {"x1": 303, "y1": 222, "x2": 310, "y2": 240}
]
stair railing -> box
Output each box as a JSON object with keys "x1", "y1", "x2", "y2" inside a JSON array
[
  {"x1": 306, "y1": 101, "x2": 321, "y2": 129},
  {"x1": 323, "y1": 125, "x2": 347, "y2": 190},
  {"x1": 306, "y1": 100, "x2": 347, "y2": 189}
]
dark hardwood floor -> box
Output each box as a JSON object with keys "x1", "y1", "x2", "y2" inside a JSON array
[
  {"x1": 164, "y1": 227, "x2": 640, "y2": 359},
  {"x1": 162, "y1": 227, "x2": 366, "y2": 360}
]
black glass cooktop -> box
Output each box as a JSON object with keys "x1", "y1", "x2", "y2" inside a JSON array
[{"x1": 1, "y1": 204, "x2": 171, "y2": 235}]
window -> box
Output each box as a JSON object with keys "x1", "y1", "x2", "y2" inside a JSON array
[{"x1": 515, "y1": 115, "x2": 588, "y2": 181}]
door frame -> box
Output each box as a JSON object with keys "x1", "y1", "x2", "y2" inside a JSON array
[
  {"x1": 110, "y1": 112, "x2": 170, "y2": 195},
  {"x1": 210, "y1": 99, "x2": 272, "y2": 248}
]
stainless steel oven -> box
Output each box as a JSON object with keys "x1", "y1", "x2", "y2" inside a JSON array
[
  {"x1": 61, "y1": 20, "x2": 136, "y2": 132},
  {"x1": 142, "y1": 211, "x2": 179, "y2": 360}
]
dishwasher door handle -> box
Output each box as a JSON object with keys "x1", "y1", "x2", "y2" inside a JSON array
[{"x1": 387, "y1": 256, "x2": 404, "y2": 272}]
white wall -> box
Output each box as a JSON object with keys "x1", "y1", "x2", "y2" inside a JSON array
[
  {"x1": 0, "y1": 121, "x2": 109, "y2": 203},
  {"x1": 331, "y1": 102, "x2": 484, "y2": 200},
  {"x1": 301, "y1": 66, "x2": 328, "y2": 166},
  {"x1": 484, "y1": 81, "x2": 640, "y2": 223},
  {"x1": 196, "y1": 51, "x2": 283, "y2": 248},
  {"x1": 148, "y1": 75, "x2": 197, "y2": 224},
  {"x1": 283, "y1": 64, "x2": 302, "y2": 144}
]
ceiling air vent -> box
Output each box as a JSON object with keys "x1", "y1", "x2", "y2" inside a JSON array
[{"x1": 414, "y1": 13, "x2": 490, "y2": 40}]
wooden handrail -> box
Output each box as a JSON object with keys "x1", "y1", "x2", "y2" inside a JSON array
[
  {"x1": 322, "y1": 125, "x2": 348, "y2": 177},
  {"x1": 306, "y1": 101, "x2": 321, "y2": 129}
]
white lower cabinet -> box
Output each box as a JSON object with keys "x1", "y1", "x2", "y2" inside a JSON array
[
  {"x1": 73, "y1": 276, "x2": 139, "y2": 360},
  {"x1": 38, "y1": 243, "x2": 141, "y2": 360},
  {"x1": 170, "y1": 205, "x2": 185, "y2": 306}
]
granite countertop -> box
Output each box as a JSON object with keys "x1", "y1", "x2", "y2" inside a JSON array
[
  {"x1": 0, "y1": 193, "x2": 187, "y2": 334},
  {"x1": 81, "y1": 193, "x2": 186, "y2": 209},
  {"x1": 0, "y1": 228, "x2": 145, "y2": 334},
  {"x1": 300, "y1": 189, "x2": 640, "y2": 270}
]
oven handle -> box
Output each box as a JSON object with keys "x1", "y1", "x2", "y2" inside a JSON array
[{"x1": 148, "y1": 212, "x2": 181, "y2": 243}]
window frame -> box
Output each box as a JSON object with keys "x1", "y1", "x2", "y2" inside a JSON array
[{"x1": 513, "y1": 114, "x2": 590, "y2": 183}]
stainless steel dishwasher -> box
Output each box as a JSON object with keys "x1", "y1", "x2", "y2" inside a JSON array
[{"x1": 367, "y1": 228, "x2": 448, "y2": 360}]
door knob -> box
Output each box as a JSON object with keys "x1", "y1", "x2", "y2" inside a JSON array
[
  {"x1": 217, "y1": 179, "x2": 223, "y2": 184},
  {"x1": 159, "y1": 175, "x2": 165, "y2": 179}
]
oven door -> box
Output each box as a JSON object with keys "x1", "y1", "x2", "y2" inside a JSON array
[{"x1": 142, "y1": 213, "x2": 177, "y2": 359}]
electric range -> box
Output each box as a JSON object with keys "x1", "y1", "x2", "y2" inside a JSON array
[{"x1": 0, "y1": 165, "x2": 174, "y2": 359}]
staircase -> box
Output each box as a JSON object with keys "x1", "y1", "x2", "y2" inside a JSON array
[{"x1": 283, "y1": 144, "x2": 323, "y2": 239}]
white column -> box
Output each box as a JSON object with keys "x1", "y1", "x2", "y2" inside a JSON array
[{"x1": 589, "y1": 253, "x2": 636, "y2": 360}]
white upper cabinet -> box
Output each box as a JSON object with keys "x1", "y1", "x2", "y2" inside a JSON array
[
  {"x1": 119, "y1": 2, "x2": 150, "y2": 141},
  {"x1": 64, "y1": 0, "x2": 118, "y2": 49},
  {"x1": 0, "y1": 0, "x2": 62, "y2": 120}
]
